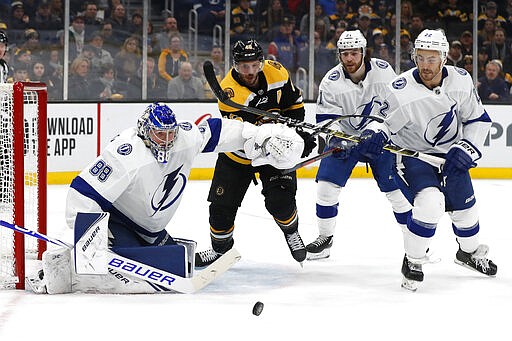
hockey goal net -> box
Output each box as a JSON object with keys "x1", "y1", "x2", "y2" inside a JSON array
[{"x1": 0, "y1": 82, "x2": 47, "y2": 290}]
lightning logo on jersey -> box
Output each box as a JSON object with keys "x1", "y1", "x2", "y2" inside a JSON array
[
  {"x1": 151, "y1": 166, "x2": 187, "y2": 216},
  {"x1": 424, "y1": 103, "x2": 458, "y2": 147}
]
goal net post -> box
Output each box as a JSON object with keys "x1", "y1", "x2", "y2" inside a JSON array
[{"x1": 0, "y1": 82, "x2": 48, "y2": 290}]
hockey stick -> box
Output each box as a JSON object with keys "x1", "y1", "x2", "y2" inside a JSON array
[
  {"x1": 203, "y1": 61, "x2": 445, "y2": 167},
  {"x1": 0, "y1": 219, "x2": 241, "y2": 294},
  {"x1": 281, "y1": 148, "x2": 338, "y2": 174}
]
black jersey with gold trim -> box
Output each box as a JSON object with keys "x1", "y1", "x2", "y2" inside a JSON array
[
  {"x1": 218, "y1": 60, "x2": 305, "y2": 125},
  {"x1": 217, "y1": 60, "x2": 305, "y2": 164}
]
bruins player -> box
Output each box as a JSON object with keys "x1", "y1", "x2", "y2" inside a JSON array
[{"x1": 195, "y1": 39, "x2": 315, "y2": 267}]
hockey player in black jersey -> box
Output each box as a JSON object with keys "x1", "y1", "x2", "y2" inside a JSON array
[{"x1": 195, "y1": 39, "x2": 315, "y2": 267}]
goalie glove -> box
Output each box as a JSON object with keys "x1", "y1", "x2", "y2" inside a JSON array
[
  {"x1": 242, "y1": 122, "x2": 304, "y2": 169},
  {"x1": 443, "y1": 140, "x2": 479, "y2": 176}
]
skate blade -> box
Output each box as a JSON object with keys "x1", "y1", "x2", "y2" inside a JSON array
[
  {"x1": 306, "y1": 249, "x2": 331, "y2": 261},
  {"x1": 401, "y1": 277, "x2": 419, "y2": 292}
]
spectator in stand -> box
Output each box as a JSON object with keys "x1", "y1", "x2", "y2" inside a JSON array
[
  {"x1": 398, "y1": 29, "x2": 415, "y2": 71},
  {"x1": 400, "y1": 1, "x2": 414, "y2": 30},
  {"x1": 477, "y1": 48, "x2": 490, "y2": 78},
  {"x1": 409, "y1": 14, "x2": 425, "y2": 42},
  {"x1": 131, "y1": 56, "x2": 167, "y2": 100},
  {"x1": 79, "y1": 44, "x2": 101, "y2": 79},
  {"x1": 477, "y1": 1, "x2": 507, "y2": 31},
  {"x1": 459, "y1": 30, "x2": 473, "y2": 58},
  {"x1": 89, "y1": 63, "x2": 127, "y2": 100},
  {"x1": 83, "y1": 2, "x2": 103, "y2": 41},
  {"x1": 208, "y1": 44, "x2": 225, "y2": 79},
  {"x1": 328, "y1": 0, "x2": 354, "y2": 33},
  {"x1": 166, "y1": 61, "x2": 205, "y2": 100},
  {"x1": 268, "y1": 15, "x2": 304, "y2": 74},
  {"x1": 259, "y1": 0, "x2": 285, "y2": 41},
  {"x1": 373, "y1": 0, "x2": 393, "y2": 29},
  {"x1": 158, "y1": 34, "x2": 189, "y2": 83},
  {"x1": 156, "y1": 17, "x2": 181, "y2": 54},
  {"x1": 8, "y1": 1, "x2": 30, "y2": 46},
  {"x1": 446, "y1": 40, "x2": 464, "y2": 67},
  {"x1": 478, "y1": 18, "x2": 496, "y2": 50},
  {"x1": 88, "y1": 31, "x2": 114, "y2": 69},
  {"x1": 29, "y1": 58, "x2": 59, "y2": 98},
  {"x1": 13, "y1": 47, "x2": 32, "y2": 71},
  {"x1": 319, "y1": 0, "x2": 337, "y2": 16},
  {"x1": 196, "y1": 0, "x2": 226, "y2": 35},
  {"x1": 486, "y1": 27, "x2": 512, "y2": 76},
  {"x1": 462, "y1": 54, "x2": 473, "y2": 76},
  {"x1": 109, "y1": 3, "x2": 131, "y2": 47},
  {"x1": 46, "y1": 46, "x2": 63, "y2": 96},
  {"x1": 373, "y1": 42, "x2": 395, "y2": 68},
  {"x1": 478, "y1": 59, "x2": 510, "y2": 103},
  {"x1": 129, "y1": 13, "x2": 144, "y2": 37},
  {"x1": 33, "y1": 0, "x2": 63, "y2": 44},
  {"x1": 438, "y1": 0, "x2": 469, "y2": 29},
  {"x1": 355, "y1": 8, "x2": 374, "y2": 47},
  {"x1": 18, "y1": 29, "x2": 45, "y2": 60},
  {"x1": 326, "y1": 20, "x2": 347, "y2": 50},
  {"x1": 297, "y1": 30, "x2": 336, "y2": 96},
  {"x1": 68, "y1": 56, "x2": 91, "y2": 100},
  {"x1": 114, "y1": 36, "x2": 141, "y2": 83},
  {"x1": 50, "y1": 0, "x2": 64, "y2": 22},
  {"x1": 62, "y1": 15, "x2": 86, "y2": 61},
  {"x1": 231, "y1": 0, "x2": 256, "y2": 42},
  {"x1": 100, "y1": 21, "x2": 119, "y2": 57},
  {"x1": 11, "y1": 61, "x2": 30, "y2": 82},
  {"x1": 300, "y1": 4, "x2": 331, "y2": 42},
  {"x1": 413, "y1": 0, "x2": 441, "y2": 25},
  {"x1": 506, "y1": 0, "x2": 512, "y2": 37}
]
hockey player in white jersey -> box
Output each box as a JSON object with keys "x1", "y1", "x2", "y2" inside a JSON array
[
  {"x1": 360, "y1": 29, "x2": 497, "y2": 291},
  {"x1": 33, "y1": 102, "x2": 309, "y2": 294},
  {"x1": 306, "y1": 30, "x2": 412, "y2": 260}
]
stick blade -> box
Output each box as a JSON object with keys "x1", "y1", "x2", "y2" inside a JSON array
[{"x1": 191, "y1": 248, "x2": 241, "y2": 292}]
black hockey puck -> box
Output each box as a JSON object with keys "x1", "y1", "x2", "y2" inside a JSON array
[{"x1": 252, "y1": 301, "x2": 264, "y2": 316}]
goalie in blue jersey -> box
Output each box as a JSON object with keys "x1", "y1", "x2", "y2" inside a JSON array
[{"x1": 30, "y1": 102, "x2": 311, "y2": 294}]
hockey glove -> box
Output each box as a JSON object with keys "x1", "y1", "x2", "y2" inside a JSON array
[
  {"x1": 296, "y1": 129, "x2": 317, "y2": 158},
  {"x1": 326, "y1": 135, "x2": 356, "y2": 160},
  {"x1": 355, "y1": 129, "x2": 388, "y2": 161},
  {"x1": 443, "y1": 140, "x2": 479, "y2": 177}
]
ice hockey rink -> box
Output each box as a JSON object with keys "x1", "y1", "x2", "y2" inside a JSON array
[{"x1": 1, "y1": 178, "x2": 511, "y2": 341}]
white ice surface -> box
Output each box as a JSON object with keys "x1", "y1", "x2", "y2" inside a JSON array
[{"x1": 1, "y1": 179, "x2": 511, "y2": 341}]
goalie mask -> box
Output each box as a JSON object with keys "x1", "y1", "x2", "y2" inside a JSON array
[{"x1": 137, "y1": 103, "x2": 178, "y2": 163}]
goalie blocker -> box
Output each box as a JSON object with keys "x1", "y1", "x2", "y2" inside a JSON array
[{"x1": 34, "y1": 213, "x2": 201, "y2": 294}]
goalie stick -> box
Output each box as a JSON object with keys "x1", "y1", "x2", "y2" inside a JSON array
[
  {"x1": 0, "y1": 219, "x2": 240, "y2": 294},
  {"x1": 203, "y1": 61, "x2": 445, "y2": 167}
]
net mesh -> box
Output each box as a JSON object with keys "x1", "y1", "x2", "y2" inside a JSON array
[{"x1": 0, "y1": 84, "x2": 42, "y2": 289}]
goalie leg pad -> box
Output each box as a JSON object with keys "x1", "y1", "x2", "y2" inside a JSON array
[{"x1": 112, "y1": 245, "x2": 187, "y2": 278}]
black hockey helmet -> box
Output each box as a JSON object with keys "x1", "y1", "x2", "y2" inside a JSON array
[
  {"x1": 0, "y1": 31, "x2": 7, "y2": 45},
  {"x1": 232, "y1": 39, "x2": 264, "y2": 63}
]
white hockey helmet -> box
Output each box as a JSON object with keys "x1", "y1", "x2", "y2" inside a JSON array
[
  {"x1": 337, "y1": 29, "x2": 367, "y2": 55},
  {"x1": 413, "y1": 29, "x2": 449, "y2": 61}
]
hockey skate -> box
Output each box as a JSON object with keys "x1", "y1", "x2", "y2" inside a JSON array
[
  {"x1": 195, "y1": 248, "x2": 223, "y2": 268},
  {"x1": 401, "y1": 255, "x2": 425, "y2": 292},
  {"x1": 283, "y1": 230, "x2": 306, "y2": 264},
  {"x1": 306, "y1": 235, "x2": 333, "y2": 260},
  {"x1": 26, "y1": 269, "x2": 47, "y2": 294},
  {"x1": 454, "y1": 244, "x2": 497, "y2": 276}
]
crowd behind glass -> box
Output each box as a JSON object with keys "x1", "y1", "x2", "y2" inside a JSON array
[{"x1": 1, "y1": 0, "x2": 511, "y2": 103}]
